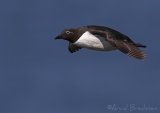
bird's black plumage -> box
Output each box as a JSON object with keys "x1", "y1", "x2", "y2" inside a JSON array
[{"x1": 55, "y1": 25, "x2": 147, "y2": 59}]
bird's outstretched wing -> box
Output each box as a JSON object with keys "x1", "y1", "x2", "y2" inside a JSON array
[
  {"x1": 87, "y1": 25, "x2": 146, "y2": 59},
  {"x1": 68, "y1": 43, "x2": 81, "y2": 53},
  {"x1": 107, "y1": 37, "x2": 145, "y2": 59}
]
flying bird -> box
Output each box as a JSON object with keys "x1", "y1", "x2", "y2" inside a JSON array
[{"x1": 55, "y1": 25, "x2": 146, "y2": 59}]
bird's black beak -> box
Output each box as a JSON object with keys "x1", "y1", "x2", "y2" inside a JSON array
[{"x1": 55, "y1": 35, "x2": 62, "y2": 40}]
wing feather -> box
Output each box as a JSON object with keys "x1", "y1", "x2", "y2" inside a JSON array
[
  {"x1": 86, "y1": 26, "x2": 146, "y2": 59},
  {"x1": 107, "y1": 37, "x2": 145, "y2": 59},
  {"x1": 68, "y1": 43, "x2": 81, "y2": 53}
]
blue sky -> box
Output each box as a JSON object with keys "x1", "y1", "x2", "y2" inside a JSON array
[{"x1": 0, "y1": 0, "x2": 160, "y2": 113}]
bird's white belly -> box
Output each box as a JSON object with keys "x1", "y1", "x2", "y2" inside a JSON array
[{"x1": 74, "y1": 31, "x2": 116, "y2": 51}]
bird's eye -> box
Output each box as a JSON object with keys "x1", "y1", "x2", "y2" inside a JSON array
[{"x1": 66, "y1": 31, "x2": 71, "y2": 34}]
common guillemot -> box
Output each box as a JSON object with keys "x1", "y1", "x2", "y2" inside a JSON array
[{"x1": 55, "y1": 25, "x2": 146, "y2": 59}]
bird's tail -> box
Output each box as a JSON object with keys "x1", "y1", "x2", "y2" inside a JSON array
[{"x1": 135, "y1": 43, "x2": 147, "y2": 48}]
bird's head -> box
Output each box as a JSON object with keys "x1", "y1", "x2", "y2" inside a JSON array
[{"x1": 55, "y1": 29, "x2": 77, "y2": 43}]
